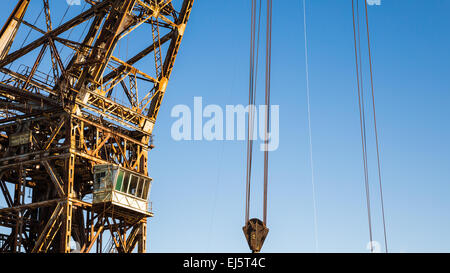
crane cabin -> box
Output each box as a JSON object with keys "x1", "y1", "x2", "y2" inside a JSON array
[{"x1": 92, "y1": 164, "x2": 153, "y2": 219}]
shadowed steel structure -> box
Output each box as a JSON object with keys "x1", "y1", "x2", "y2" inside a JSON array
[{"x1": 0, "y1": 0, "x2": 194, "y2": 253}]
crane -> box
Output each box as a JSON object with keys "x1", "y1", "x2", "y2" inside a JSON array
[{"x1": 0, "y1": 0, "x2": 194, "y2": 253}]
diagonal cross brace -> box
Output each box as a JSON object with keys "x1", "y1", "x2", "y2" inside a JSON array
[{"x1": 42, "y1": 160, "x2": 65, "y2": 198}]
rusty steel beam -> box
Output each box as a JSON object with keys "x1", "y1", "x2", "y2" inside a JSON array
[{"x1": 0, "y1": 0, "x2": 30, "y2": 60}]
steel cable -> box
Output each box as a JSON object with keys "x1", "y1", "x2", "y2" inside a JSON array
[
  {"x1": 262, "y1": 0, "x2": 272, "y2": 226},
  {"x1": 352, "y1": 0, "x2": 374, "y2": 253},
  {"x1": 245, "y1": 0, "x2": 272, "y2": 227},
  {"x1": 302, "y1": 0, "x2": 319, "y2": 252},
  {"x1": 245, "y1": 0, "x2": 258, "y2": 224},
  {"x1": 363, "y1": 0, "x2": 388, "y2": 253}
]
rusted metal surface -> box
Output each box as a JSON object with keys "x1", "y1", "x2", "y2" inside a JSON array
[
  {"x1": 242, "y1": 218, "x2": 269, "y2": 253},
  {"x1": 0, "y1": 0, "x2": 30, "y2": 60}
]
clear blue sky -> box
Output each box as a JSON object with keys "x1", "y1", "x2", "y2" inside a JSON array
[
  {"x1": 2, "y1": 0, "x2": 450, "y2": 253},
  {"x1": 151, "y1": 0, "x2": 450, "y2": 253}
]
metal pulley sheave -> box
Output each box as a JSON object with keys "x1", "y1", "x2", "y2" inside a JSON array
[{"x1": 242, "y1": 218, "x2": 269, "y2": 253}]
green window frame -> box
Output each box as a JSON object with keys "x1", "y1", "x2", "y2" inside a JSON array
[{"x1": 115, "y1": 170, "x2": 124, "y2": 191}]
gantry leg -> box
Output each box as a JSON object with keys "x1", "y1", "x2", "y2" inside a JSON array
[
  {"x1": 60, "y1": 153, "x2": 75, "y2": 253},
  {"x1": 138, "y1": 222, "x2": 147, "y2": 253}
]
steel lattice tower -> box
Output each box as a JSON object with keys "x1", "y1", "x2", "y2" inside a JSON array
[{"x1": 0, "y1": 0, "x2": 194, "y2": 253}]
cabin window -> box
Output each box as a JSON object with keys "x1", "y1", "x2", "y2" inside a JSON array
[
  {"x1": 94, "y1": 171, "x2": 106, "y2": 191},
  {"x1": 115, "y1": 170, "x2": 124, "y2": 191},
  {"x1": 128, "y1": 175, "x2": 139, "y2": 196},
  {"x1": 136, "y1": 178, "x2": 144, "y2": 199},
  {"x1": 122, "y1": 172, "x2": 130, "y2": 193},
  {"x1": 142, "y1": 179, "x2": 150, "y2": 200}
]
